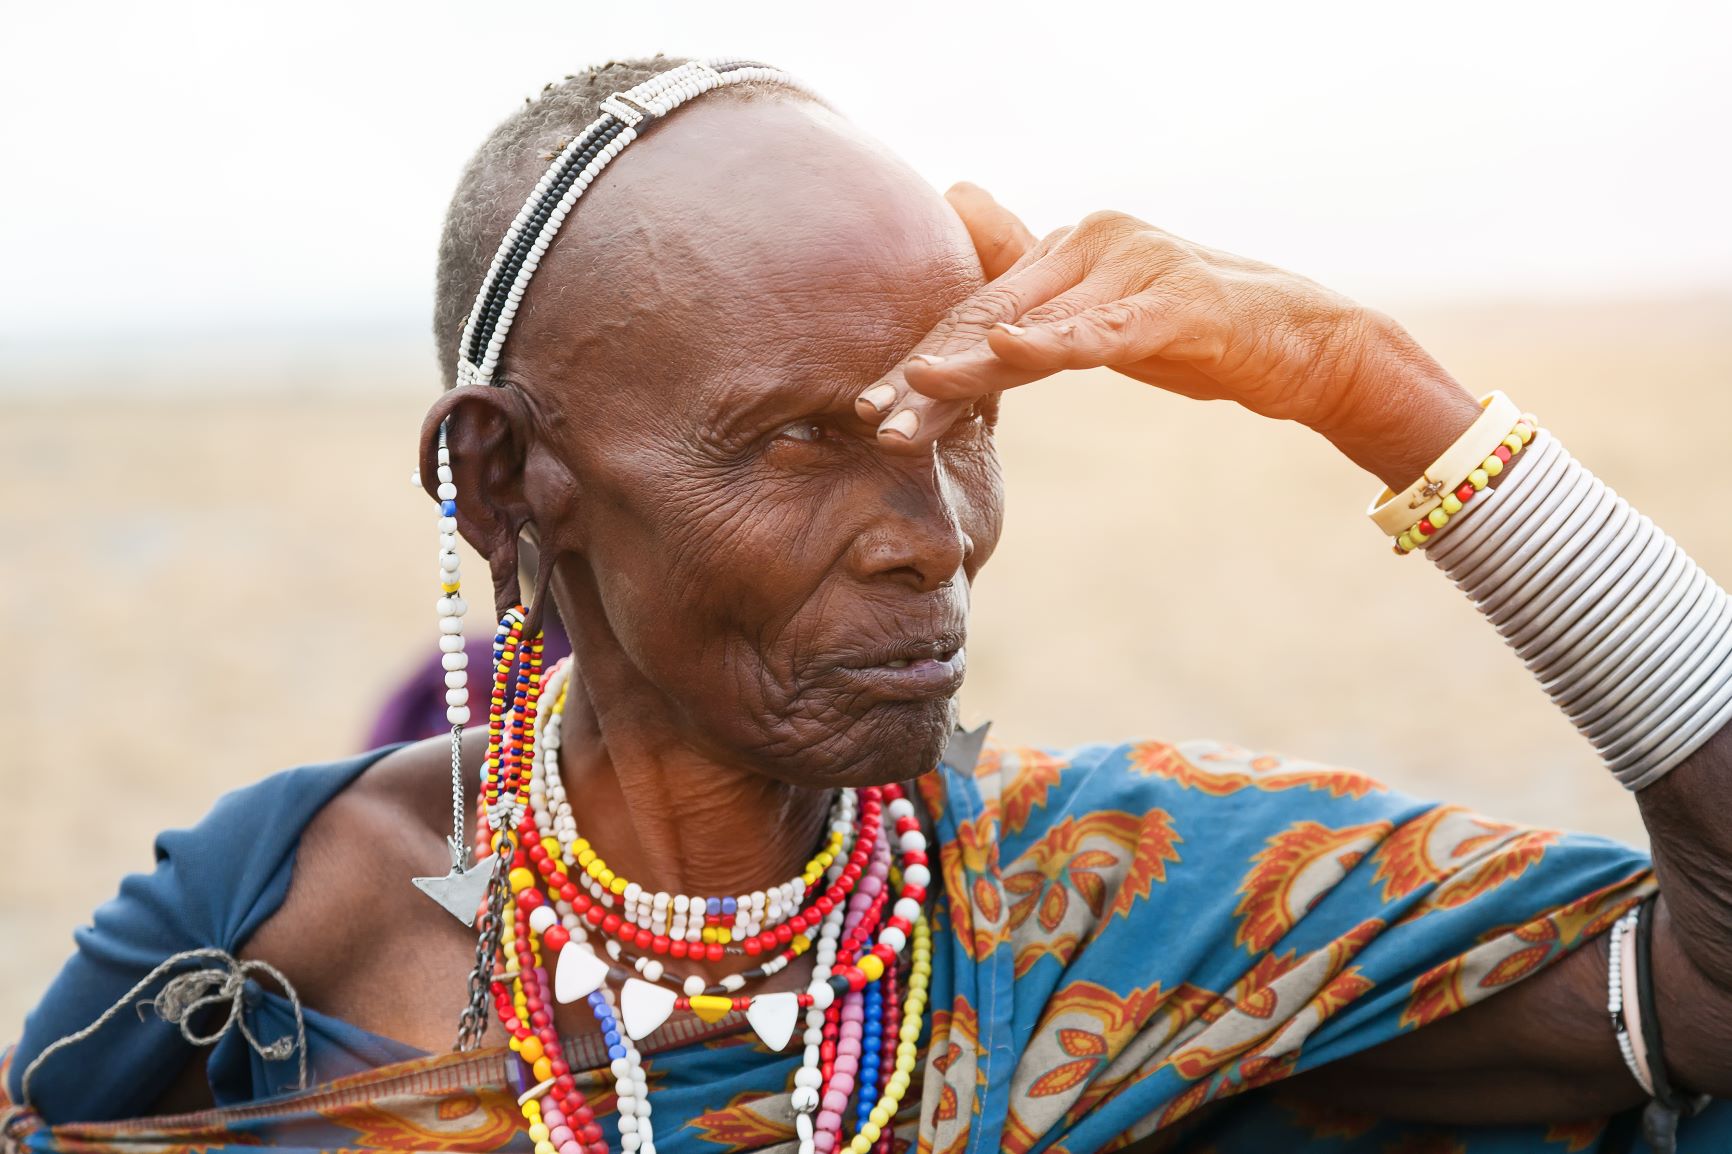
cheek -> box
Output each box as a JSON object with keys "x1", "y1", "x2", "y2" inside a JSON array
[
  {"x1": 950, "y1": 446, "x2": 1006, "y2": 578},
  {"x1": 586, "y1": 464, "x2": 841, "y2": 678}
]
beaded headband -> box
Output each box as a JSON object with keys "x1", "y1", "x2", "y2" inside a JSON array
[{"x1": 453, "y1": 57, "x2": 818, "y2": 390}]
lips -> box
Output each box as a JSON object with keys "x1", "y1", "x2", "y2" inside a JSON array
[{"x1": 834, "y1": 636, "x2": 966, "y2": 701}]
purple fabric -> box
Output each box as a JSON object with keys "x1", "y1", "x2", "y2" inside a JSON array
[{"x1": 364, "y1": 622, "x2": 571, "y2": 748}]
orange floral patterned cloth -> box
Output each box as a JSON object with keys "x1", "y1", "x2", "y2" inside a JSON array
[{"x1": 6, "y1": 736, "x2": 1727, "y2": 1152}]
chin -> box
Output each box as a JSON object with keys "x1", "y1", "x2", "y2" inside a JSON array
[{"x1": 752, "y1": 697, "x2": 958, "y2": 789}]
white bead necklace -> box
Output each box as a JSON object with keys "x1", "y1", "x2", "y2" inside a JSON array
[{"x1": 526, "y1": 654, "x2": 859, "y2": 1004}]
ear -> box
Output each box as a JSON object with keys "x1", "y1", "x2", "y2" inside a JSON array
[{"x1": 419, "y1": 387, "x2": 537, "y2": 620}]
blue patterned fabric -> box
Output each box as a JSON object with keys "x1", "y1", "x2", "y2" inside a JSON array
[{"x1": 4, "y1": 736, "x2": 1727, "y2": 1152}]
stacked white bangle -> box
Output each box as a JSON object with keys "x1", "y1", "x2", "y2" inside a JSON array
[{"x1": 1425, "y1": 430, "x2": 1732, "y2": 790}]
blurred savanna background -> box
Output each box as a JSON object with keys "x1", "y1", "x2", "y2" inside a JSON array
[{"x1": 3, "y1": 1, "x2": 1729, "y2": 1040}]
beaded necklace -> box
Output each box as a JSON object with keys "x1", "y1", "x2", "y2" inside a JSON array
[{"x1": 476, "y1": 646, "x2": 931, "y2": 1154}]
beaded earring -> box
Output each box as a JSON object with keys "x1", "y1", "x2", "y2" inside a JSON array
[{"x1": 411, "y1": 422, "x2": 495, "y2": 924}]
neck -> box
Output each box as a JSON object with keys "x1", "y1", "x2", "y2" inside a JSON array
[{"x1": 552, "y1": 664, "x2": 837, "y2": 904}]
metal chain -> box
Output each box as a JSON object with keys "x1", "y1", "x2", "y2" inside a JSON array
[
  {"x1": 455, "y1": 835, "x2": 513, "y2": 1051},
  {"x1": 447, "y1": 724, "x2": 467, "y2": 864}
]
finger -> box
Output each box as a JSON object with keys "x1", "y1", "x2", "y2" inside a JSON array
[
  {"x1": 872, "y1": 392, "x2": 974, "y2": 448},
  {"x1": 986, "y1": 295, "x2": 1215, "y2": 373},
  {"x1": 897, "y1": 287, "x2": 1105, "y2": 402},
  {"x1": 945, "y1": 182, "x2": 1037, "y2": 280},
  {"x1": 853, "y1": 235, "x2": 1089, "y2": 433}
]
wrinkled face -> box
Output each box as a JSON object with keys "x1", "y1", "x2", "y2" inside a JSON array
[{"x1": 500, "y1": 94, "x2": 1002, "y2": 786}]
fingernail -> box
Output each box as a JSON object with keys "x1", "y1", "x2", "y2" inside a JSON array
[
  {"x1": 993, "y1": 321, "x2": 1025, "y2": 336},
  {"x1": 858, "y1": 384, "x2": 898, "y2": 414},
  {"x1": 880, "y1": 410, "x2": 920, "y2": 440},
  {"x1": 909, "y1": 353, "x2": 946, "y2": 366}
]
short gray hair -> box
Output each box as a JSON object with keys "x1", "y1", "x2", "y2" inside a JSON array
[{"x1": 432, "y1": 55, "x2": 816, "y2": 388}]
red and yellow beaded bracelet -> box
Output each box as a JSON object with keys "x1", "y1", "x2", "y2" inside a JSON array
[{"x1": 1394, "y1": 414, "x2": 1537, "y2": 554}]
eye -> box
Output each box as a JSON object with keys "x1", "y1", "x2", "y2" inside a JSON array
[
  {"x1": 943, "y1": 395, "x2": 1000, "y2": 439},
  {"x1": 774, "y1": 420, "x2": 829, "y2": 444}
]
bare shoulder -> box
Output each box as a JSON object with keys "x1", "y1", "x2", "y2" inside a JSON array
[{"x1": 240, "y1": 735, "x2": 469, "y2": 1003}]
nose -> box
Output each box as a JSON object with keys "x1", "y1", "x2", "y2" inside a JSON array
[{"x1": 849, "y1": 453, "x2": 974, "y2": 593}]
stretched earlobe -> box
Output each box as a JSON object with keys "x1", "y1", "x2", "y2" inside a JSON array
[{"x1": 419, "y1": 388, "x2": 537, "y2": 620}]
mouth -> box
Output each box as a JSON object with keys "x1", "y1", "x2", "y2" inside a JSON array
[{"x1": 835, "y1": 637, "x2": 967, "y2": 701}]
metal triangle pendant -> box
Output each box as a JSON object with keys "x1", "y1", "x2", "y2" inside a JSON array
[
  {"x1": 412, "y1": 841, "x2": 497, "y2": 927},
  {"x1": 941, "y1": 720, "x2": 992, "y2": 776}
]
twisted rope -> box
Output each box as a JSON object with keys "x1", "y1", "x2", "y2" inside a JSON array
[{"x1": 19, "y1": 947, "x2": 307, "y2": 1109}]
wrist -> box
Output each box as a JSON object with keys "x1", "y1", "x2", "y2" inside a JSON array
[{"x1": 1313, "y1": 309, "x2": 1480, "y2": 489}]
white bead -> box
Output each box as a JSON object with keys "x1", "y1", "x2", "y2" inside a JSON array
[
  {"x1": 904, "y1": 863, "x2": 931, "y2": 889},
  {"x1": 440, "y1": 616, "x2": 465, "y2": 635},
  {"x1": 438, "y1": 516, "x2": 458, "y2": 534},
  {"x1": 445, "y1": 670, "x2": 468, "y2": 689},
  {"x1": 790, "y1": 1086, "x2": 819, "y2": 1113},
  {"x1": 721, "y1": 973, "x2": 746, "y2": 992},
  {"x1": 621, "y1": 1135, "x2": 642, "y2": 1153},
  {"x1": 410, "y1": 470, "x2": 421, "y2": 487},
  {"x1": 803, "y1": 1025, "x2": 823, "y2": 1046},
  {"x1": 528, "y1": 904, "x2": 558, "y2": 934},
  {"x1": 439, "y1": 633, "x2": 465, "y2": 653},
  {"x1": 887, "y1": 798, "x2": 915, "y2": 821},
  {"x1": 437, "y1": 447, "x2": 450, "y2": 466},
  {"x1": 446, "y1": 705, "x2": 471, "y2": 726},
  {"x1": 445, "y1": 688, "x2": 468, "y2": 706},
  {"x1": 796, "y1": 1111, "x2": 815, "y2": 1140},
  {"x1": 624, "y1": 882, "x2": 642, "y2": 903},
  {"x1": 794, "y1": 1066, "x2": 823, "y2": 1090},
  {"x1": 898, "y1": 829, "x2": 927, "y2": 853},
  {"x1": 674, "y1": 895, "x2": 689, "y2": 912},
  {"x1": 683, "y1": 975, "x2": 706, "y2": 997},
  {"x1": 436, "y1": 482, "x2": 458, "y2": 501},
  {"x1": 437, "y1": 465, "x2": 453, "y2": 483},
  {"x1": 893, "y1": 898, "x2": 922, "y2": 925},
  {"x1": 440, "y1": 552, "x2": 462, "y2": 572},
  {"x1": 440, "y1": 532, "x2": 459, "y2": 552},
  {"x1": 642, "y1": 959, "x2": 663, "y2": 983},
  {"x1": 619, "y1": 1117, "x2": 638, "y2": 1134},
  {"x1": 606, "y1": 938, "x2": 622, "y2": 960},
  {"x1": 436, "y1": 596, "x2": 462, "y2": 617},
  {"x1": 810, "y1": 982, "x2": 835, "y2": 1010},
  {"x1": 442, "y1": 651, "x2": 468, "y2": 671},
  {"x1": 611, "y1": 1057, "x2": 632, "y2": 1080},
  {"x1": 878, "y1": 926, "x2": 906, "y2": 954}
]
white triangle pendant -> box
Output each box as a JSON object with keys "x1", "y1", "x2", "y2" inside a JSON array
[
  {"x1": 554, "y1": 942, "x2": 610, "y2": 1004},
  {"x1": 621, "y1": 978, "x2": 678, "y2": 1041},
  {"x1": 744, "y1": 991, "x2": 799, "y2": 1051}
]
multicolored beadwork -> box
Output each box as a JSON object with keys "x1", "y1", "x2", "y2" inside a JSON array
[
  {"x1": 476, "y1": 651, "x2": 929, "y2": 1154},
  {"x1": 1395, "y1": 414, "x2": 1538, "y2": 554},
  {"x1": 433, "y1": 423, "x2": 473, "y2": 728}
]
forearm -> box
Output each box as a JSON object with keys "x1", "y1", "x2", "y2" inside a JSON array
[
  {"x1": 1325, "y1": 322, "x2": 1732, "y2": 1097},
  {"x1": 1310, "y1": 309, "x2": 1481, "y2": 490},
  {"x1": 1637, "y1": 728, "x2": 1732, "y2": 1095}
]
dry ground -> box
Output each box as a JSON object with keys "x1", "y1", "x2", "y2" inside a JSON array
[{"x1": 3, "y1": 293, "x2": 1729, "y2": 1039}]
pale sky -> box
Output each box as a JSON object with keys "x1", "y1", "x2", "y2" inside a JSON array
[{"x1": 2, "y1": 0, "x2": 1728, "y2": 373}]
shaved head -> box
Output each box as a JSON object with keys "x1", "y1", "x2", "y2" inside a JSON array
[{"x1": 433, "y1": 55, "x2": 822, "y2": 388}]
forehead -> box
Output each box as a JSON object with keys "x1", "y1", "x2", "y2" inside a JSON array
[{"x1": 503, "y1": 94, "x2": 982, "y2": 416}]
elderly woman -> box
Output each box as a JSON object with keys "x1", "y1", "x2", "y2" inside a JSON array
[{"x1": 5, "y1": 55, "x2": 1731, "y2": 1154}]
